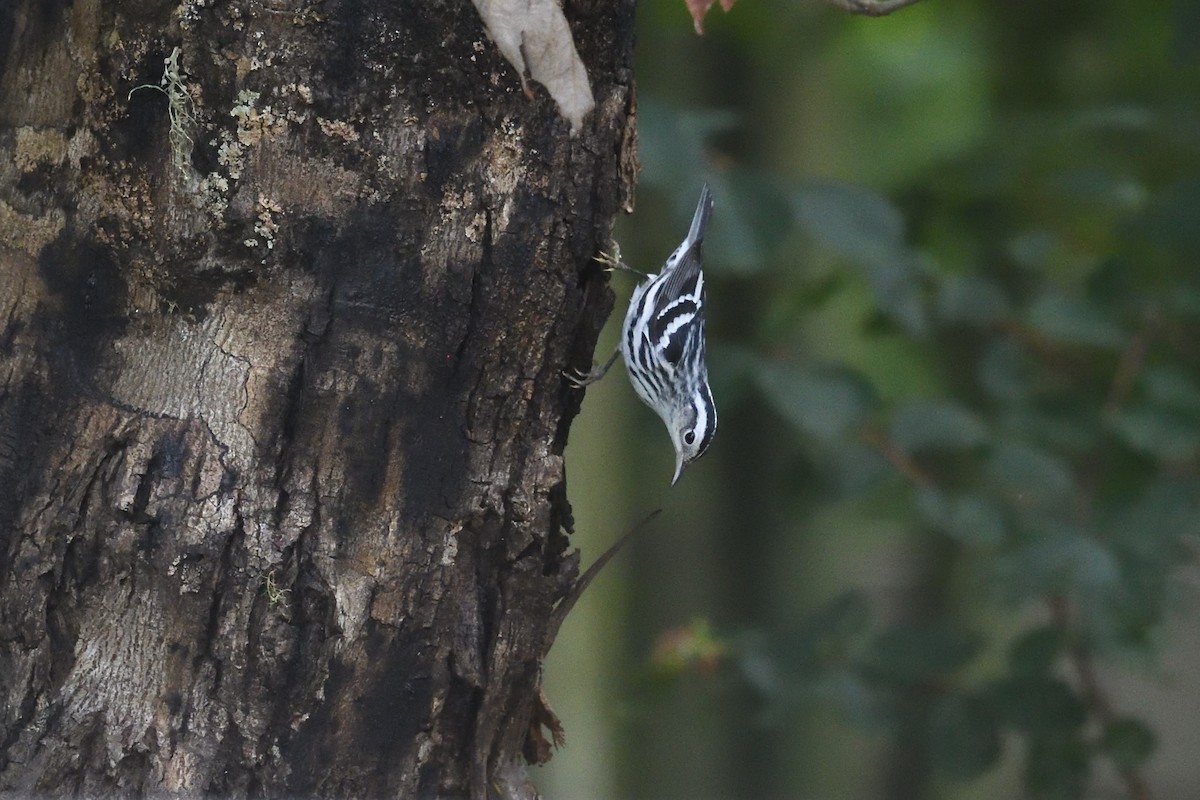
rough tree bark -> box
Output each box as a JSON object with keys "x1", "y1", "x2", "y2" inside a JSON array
[{"x1": 0, "y1": 0, "x2": 636, "y2": 796}]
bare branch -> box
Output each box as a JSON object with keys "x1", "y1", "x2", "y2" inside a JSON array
[{"x1": 824, "y1": 0, "x2": 924, "y2": 17}]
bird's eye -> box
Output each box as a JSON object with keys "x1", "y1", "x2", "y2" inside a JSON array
[{"x1": 684, "y1": 430, "x2": 696, "y2": 446}]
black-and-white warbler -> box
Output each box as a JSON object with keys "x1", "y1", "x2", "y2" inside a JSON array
[{"x1": 569, "y1": 185, "x2": 717, "y2": 484}]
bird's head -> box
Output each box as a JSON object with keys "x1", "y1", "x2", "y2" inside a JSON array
[{"x1": 665, "y1": 385, "x2": 717, "y2": 484}]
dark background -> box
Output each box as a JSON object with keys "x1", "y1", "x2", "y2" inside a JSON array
[{"x1": 542, "y1": 0, "x2": 1200, "y2": 797}]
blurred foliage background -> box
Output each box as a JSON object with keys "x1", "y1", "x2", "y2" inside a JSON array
[{"x1": 539, "y1": 0, "x2": 1200, "y2": 797}]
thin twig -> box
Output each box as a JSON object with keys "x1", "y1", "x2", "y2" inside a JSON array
[
  {"x1": 1103, "y1": 329, "x2": 1150, "y2": 416},
  {"x1": 1077, "y1": 327, "x2": 1151, "y2": 520},
  {"x1": 1057, "y1": 322, "x2": 1154, "y2": 800},
  {"x1": 544, "y1": 509, "x2": 661, "y2": 654},
  {"x1": 861, "y1": 427, "x2": 936, "y2": 487},
  {"x1": 1048, "y1": 596, "x2": 1153, "y2": 800}
]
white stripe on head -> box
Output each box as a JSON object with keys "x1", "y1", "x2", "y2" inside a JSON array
[{"x1": 691, "y1": 394, "x2": 708, "y2": 449}]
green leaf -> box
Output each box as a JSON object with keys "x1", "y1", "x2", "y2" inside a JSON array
[
  {"x1": 1001, "y1": 406, "x2": 1100, "y2": 453},
  {"x1": 928, "y1": 693, "x2": 1002, "y2": 781},
  {"x1": 1174, "y1": 0, "x2": 1200, "y2": 64},
  {"x1": 1104, "y1": 476, "x2": 1200, "y2": 548},
  {"x1": 1055, "y1": 166, "x2": 1147, "y2": 213},
  {"x1": 706, "y1": 343, "x2": 762, "y2": 410},
  {"x1": 795, "y1": 184, "x2": 929, "y2": 336},
  {"x1": 988, "y1": 676, "x2": 1086, "y2": 734},
  {"x1": 979, "y1": 337, "x2": 1037, "y2": 402},
  {"x1": 1101, "y1": 718, "x2": 1157, "y2": 772},
  {"x1": 936, "y1": 274, "x2": 1011, "y2": 325},
  {"x1": 799, "y1": 591, "x2": 872, "y2": 647},
  {"x1": 705, "y1": 172, "x2": 794, "y2": 274},
  {"x1": 737, "y1": 645, "x2": 784, "y2": 698},
  {"x1": 827, "y1": 441, "x2": 892, "y2": 495},
  {"x1": 861, "y1": 254, "x2": 930, "y2": 337},
  {"x1": 1007, "y1": 230, "x2": 1061, "y2": 270},
  {"x1": 891, "y1": 399, "x2": 988, "y2": 451},
  {"x1": 1141, "y1": 365, "x2": 1200, "y2": 416},
  {"x1": 1008, "y1": 627, "x2": 1067, "y2": 676},
  {"x1": 1133, "y1": 178, "x2": 1200, "y2": 261},
  {"x1": 816, "y1": 670, "x2": 883, "y2": 726},
  {"x1": 756, "y1": 363, "x2": 876, "y2": 442},
  {"x1": 1070, "y1": 104, "x2": 1155, "y2": 131},
  {"x1": 1026, "y1": 733, "x2": 1090, "y2": 800},
  {"x1": 767, "y1": 592, "x2": 873, "y2": 688},
  {"x1": 997, "y1": 525, "x2": 1121, "y2": 599},
  {"x1": 794, "y1": 182, "x2": 906, "y2": 266},
  {"x1": 638, "y1": 99, "x2": 738, "y2": 189},
  {"x1": 1109, "y1": 407, "x2": 1200, "y2": 461},
  {"x1": 986, "y1": 441, "x2": 1075, "y2": 511},
  {"x1": 1168, "y1": 286, "x2": 1200, "y2": 319},
  {"x1": 865, "y1": 624, "x2": 980, "y2": 684},
  {"x1": 916, "y1": 488, "x2": 1006, "y2": 546},
  {"x1": 1026, "y1": 290, "x2": 1125, "y2": 348}
]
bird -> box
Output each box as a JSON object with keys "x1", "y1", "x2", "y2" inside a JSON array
[{"x1": 568, "y1": 185, "x2": 717, "y2": 484}]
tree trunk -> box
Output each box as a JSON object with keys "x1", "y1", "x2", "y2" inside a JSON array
[{"x1": 0, "y1": 1, "x2": 636, "y2": 796}]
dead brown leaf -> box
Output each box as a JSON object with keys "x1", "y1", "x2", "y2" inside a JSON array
[
  {"x1": 473, "y1": 0, "x2": 596, "y2": 135},
  {"x1": 685, "y1": 0, "x2": 737, "y2": 35}
]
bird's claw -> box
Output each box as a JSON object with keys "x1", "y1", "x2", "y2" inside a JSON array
[
  {"x1": 593, "y1": 242, "x2": 651, "y2": 279},
  {"x1": 592, "y1": 242, "x2": 624, "y2": 273},
  {"x1": 563, "y1": 365, "x2": 601, "y2": 389}
]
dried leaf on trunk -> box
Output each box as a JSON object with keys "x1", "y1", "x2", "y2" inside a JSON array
[{"x1": 473, "y1": 0, "x2": 596, "y2": 135}]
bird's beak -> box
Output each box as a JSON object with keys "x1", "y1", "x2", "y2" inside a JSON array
[{"x1": 672, "y1": 452, "x2": 685, "y2": 485}]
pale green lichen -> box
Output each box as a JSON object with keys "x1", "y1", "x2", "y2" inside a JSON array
[
  {"x1": 195, "y1": 173, "x2": 229, "y2": 216},
  {"x1": 231, "y1": 89, "x2": 285, "y2": 146},
  {"x1": 263, "y1": 570, "x2": 291, "y2": 607},
  {"x1": 128, "y1": 47, "x2": 196, "y2": 185},
  {"x1": 215, "y1": 136, "x2": 245, "y2": 180}
]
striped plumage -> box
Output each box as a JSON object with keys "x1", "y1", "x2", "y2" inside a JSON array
[{"x1": 619, "y1": 185, "x2": 717, "y2": 484}]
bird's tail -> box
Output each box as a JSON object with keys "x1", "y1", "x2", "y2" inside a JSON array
[{"x1": 685, "y1": 184, "x2": 714, "y2": 247}]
